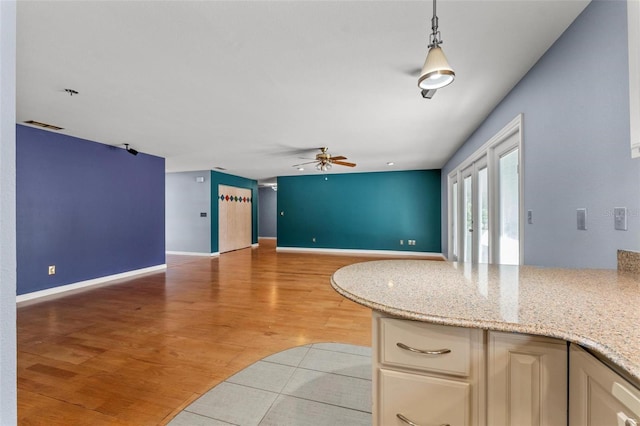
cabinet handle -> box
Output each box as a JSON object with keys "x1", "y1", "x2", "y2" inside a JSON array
[
  {"x1": 396, "y1": 342, "x2": 452, "y2": 355},
  {"x1": 396, "y1": 413, "x2": 450, "y2": 426}
]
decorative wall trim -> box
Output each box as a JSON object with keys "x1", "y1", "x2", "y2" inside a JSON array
[
  {"x1": 276, "y1": 246, "x2": 445, "y2": 259},
  {"x1": 166, "y1": 251, "x2": 220, "y2": 257},
  {"x1": 16, "y1": 264, "x2": 167, "y2": 304}
]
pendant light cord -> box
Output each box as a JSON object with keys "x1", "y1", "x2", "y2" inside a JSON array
[{"x1": 429, "y1": 0, "x2": 442, "y2": 48}]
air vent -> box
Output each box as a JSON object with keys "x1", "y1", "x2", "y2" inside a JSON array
[
  {"x1": 214, "y1": 167, "x2": 227, "y2": 171},
  {"x1": 24, "y1": 120, "x2": 64, "y2": 131}
]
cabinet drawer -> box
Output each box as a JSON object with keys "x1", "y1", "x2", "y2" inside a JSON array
[
  {"x1": 380, "y1": 318, "x2": 474, "y2": 376},
  {"x1": 379, "y1": 368, "x2": 470, "y2": 426}
]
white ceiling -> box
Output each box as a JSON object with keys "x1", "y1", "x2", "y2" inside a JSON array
[{"x1": 16, "y1": 0, "x2": 590, "y2": 184}]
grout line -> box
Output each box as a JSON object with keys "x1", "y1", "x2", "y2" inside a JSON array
[
  {"x1": 273, "y1": 393, "x2": 373, "y2": 415},
  {"x1": 182, "y1": 409, "x2": 240, "y2": 425}
]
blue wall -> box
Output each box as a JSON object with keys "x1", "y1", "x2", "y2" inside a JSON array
[
  {"x1": 166, "y1": 171, "x2": 212, "y2": 253},
  {"x1": 210, "y1": 170, "x2": 258, "y2": 253},
  {"x1": 441, "y1": 0, "x2": 638, "y2": 269},
  {"x1": 16, "y1": 125, "x2": 166, "y2": 295},
  {"x1": 277, "y1": 170, "x2": 441, "y2": 252},
  {"x1": 258, "y1": 186, "x2": 277, "y2": 238}
]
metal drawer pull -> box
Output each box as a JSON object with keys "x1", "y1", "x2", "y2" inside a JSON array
[
  {"x1": 396, "y1": 342, "x2": 451, "y2": 355},
  {"x1": 396, "y1": 413, "x2": 450, "y2": 426}
]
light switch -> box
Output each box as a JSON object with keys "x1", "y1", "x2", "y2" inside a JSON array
[
  {"x1": 614, "y1": 207, "x2": 627, "y2": 231},
  {"x1": 577, "y1": 208, "x2": 587, "y2": 230},
  {"x1": 527, "y1": 210, "x2": 533, "y2": 224}
]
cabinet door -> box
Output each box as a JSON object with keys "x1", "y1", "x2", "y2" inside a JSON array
[
  {"x1": 379, "y1": 368, "x2": 470, "y2": 426},
  {"x1": 487, "y1": 332, "x2": 567, "y2": 426},
  {"x1": 569, "y1": 344, "x2": 640, "y2": 426}
]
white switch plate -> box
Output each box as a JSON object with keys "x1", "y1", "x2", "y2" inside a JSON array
[{"x1": 614, "y1": 207, "x2": 627, "y2": 230}]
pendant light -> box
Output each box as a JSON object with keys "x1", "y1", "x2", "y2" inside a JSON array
[{"x1": 418, "y1": 0, "x2": 455, "y2": 90}]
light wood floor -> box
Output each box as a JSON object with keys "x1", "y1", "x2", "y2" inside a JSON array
[{"x1": 17, "y1": 240, "x2": 438, "y2": 425}]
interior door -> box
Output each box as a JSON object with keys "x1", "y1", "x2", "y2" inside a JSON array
[{"x1": 218, "y1": 184, "x2": 252, "y2": 253}]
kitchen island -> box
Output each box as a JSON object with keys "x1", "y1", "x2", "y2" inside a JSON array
[{"x1": 331, "y1": 259, "x2": 640, "y2": 426}]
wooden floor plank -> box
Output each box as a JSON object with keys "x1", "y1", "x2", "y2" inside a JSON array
[{"x1": 17, "y1": 239, "x2": 439, "y2": 424}]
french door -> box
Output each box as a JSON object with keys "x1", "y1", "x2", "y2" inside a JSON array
[
  {"x1": 448, "y1": 115, "x2": 522, "y2": 265},
  {"x1": 456, "y1": 158, "x2": 488, "y2": 264}
]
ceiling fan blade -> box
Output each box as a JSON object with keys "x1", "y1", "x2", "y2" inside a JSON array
[
  {"x1": 332, "y1": 160, "x2": 356, "y2": 167},
  {"x1": 292, "y1": 161, "x2": 318, "y2": 167},
  {"x1": 330, "y1": 155, "x2": 347, "y2": 161}
]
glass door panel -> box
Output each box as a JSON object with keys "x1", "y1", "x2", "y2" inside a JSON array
[
  {"x1": 463, "y1": 174, "x2": 473, "y2": 263},
  {"x1": 498, "y1": 148, "x2": 519, "y2": 265},
  {"x1": 477, "y1": 166, "x2": 489, "y2": 263},
  {"x1": 452, "y1": 181, "x2": 459, "y2": 260}
]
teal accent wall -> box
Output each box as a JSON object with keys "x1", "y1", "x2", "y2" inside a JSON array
[
  {"x1": 210, "y1": 170, "x2": 258, "y2": 253},
  {"x1": 277, "y1": 170, "x2": 441, "y2": 252}
]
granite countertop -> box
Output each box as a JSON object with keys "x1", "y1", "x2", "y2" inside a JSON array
[{"x1": 331, "y1": 259, "x2": 640, "y2": 383}]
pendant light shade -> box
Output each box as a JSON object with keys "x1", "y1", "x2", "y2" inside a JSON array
[
  {"x1": 418, "y1": 46, "x2": 455, "y2": 90},
  {"x1": 418, "y1": 0, "x2": 455, "y2": 91}
]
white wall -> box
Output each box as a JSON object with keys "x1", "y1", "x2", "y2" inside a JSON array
[
  {"x1": 0, "y1": 1, "x2": 17, "y2": 422},
  {"x1": 442, "y1": 0, "x2": 639, "y2": 269}
]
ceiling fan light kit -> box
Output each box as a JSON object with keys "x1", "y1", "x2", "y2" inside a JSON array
[
  {"x1": 292, "y1": 147, "x2": 356, "y2": 172},
  {"x1": 418, "y1": 0, "x2": 455, "y2": 91}
]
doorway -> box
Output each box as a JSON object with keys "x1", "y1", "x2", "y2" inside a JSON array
[{"x1": 448, "y1": 115, "x2": 523, "y2": 265}]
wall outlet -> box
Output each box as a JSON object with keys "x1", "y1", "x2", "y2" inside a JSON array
[
  {"x1": 400, "y1": 239, "x2": 404, "y2": 245},
  {"x1": 312, "y1": 237, "x2": 316, "y2": 243},
  {"x1": 48, "y1": 265, "x2": 56, "y2": 275}
]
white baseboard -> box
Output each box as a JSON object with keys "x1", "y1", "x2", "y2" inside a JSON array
[
  {"x1": 251, "y1": 243, "x2": 259, "y2": 248},
  {"x1": 16, "y1": 264, "x2": 167, "y2": 305},
  {"x1": 166, "y1": 251, "x2": 220, "y2": 257},
  {"x1": 259, "y1": 237, "x2": 277, "y2": 240},
  {"x1": 275, "y1": 246, "x2": 445, "y2": 259}
]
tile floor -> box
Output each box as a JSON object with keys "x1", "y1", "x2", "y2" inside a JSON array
[{"x1": 168, "y1": 343, "x2": 372, "y2": 426}]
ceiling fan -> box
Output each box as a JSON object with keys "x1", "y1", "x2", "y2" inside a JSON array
[{"x1": 293, "y1": 147, "x2": 356, "y2": 172}]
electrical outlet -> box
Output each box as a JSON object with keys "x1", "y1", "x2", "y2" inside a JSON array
[
  {"x1": 48, "y1": 265, "x2": 56, "y2": 275},
  {"x1": 312, "y1": 237, "x2": 316, "y2": 243},
  {"x1": 400, "y1": 239, "x2": 404, "y2": 245}
]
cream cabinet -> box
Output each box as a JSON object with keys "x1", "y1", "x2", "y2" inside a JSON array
[
  {"x1": 487, "y1": 331, "x2": 568, "y2": 426},
  {"x1": 373, "y1": 312, "x2": 569, "y2": 426},
  {"x1": 569, "y1": 344, "x2": 640, "y2": 426},
  {"x1": 373, "y1": 312, "x2": 485, "y2": 426}
]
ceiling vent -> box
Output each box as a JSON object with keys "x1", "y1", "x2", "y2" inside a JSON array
[{"x1": 24, "y1": 120, "x2": 64, "y2": 131}]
